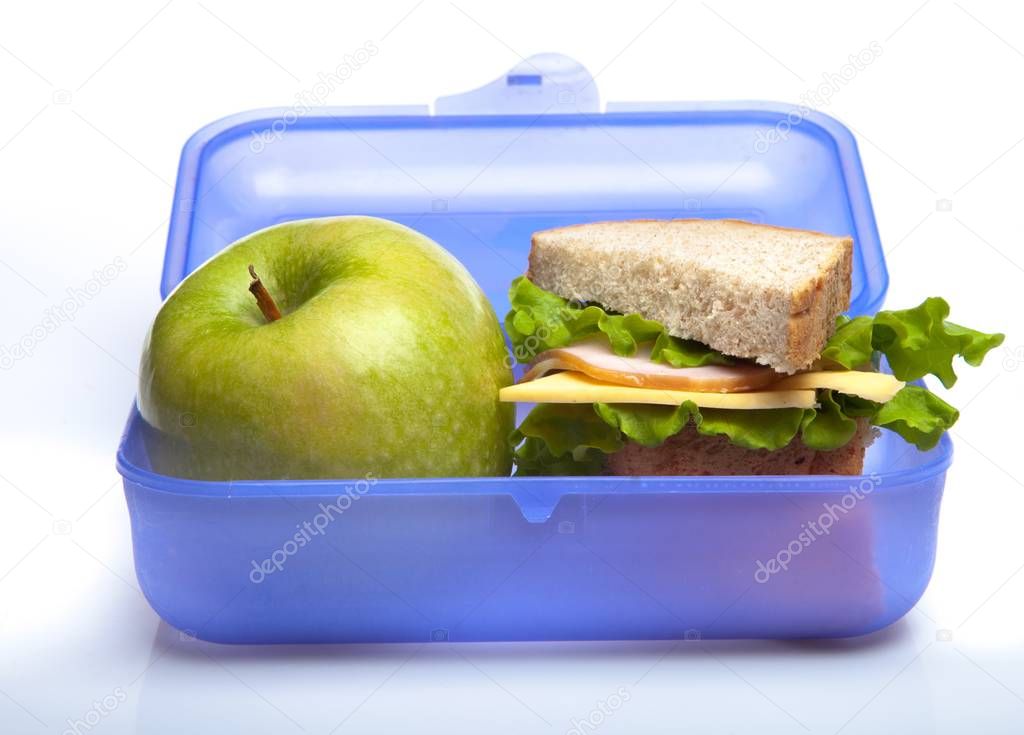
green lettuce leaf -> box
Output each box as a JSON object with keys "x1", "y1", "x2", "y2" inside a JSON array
[
  {"x1": 563, "y1": 402, "x2": 805, "y2": 453},
  {"x1": 833, "y1": 391, "x2": 883, "y2": 418},
  {"x1": 509, "y1": 382, "x2": 965, "y2": 474},
  {"x1": 593, "y1": 402, "x2": 699, "y2": 447},
  {"x1": 511, "y1": 436, "x2": 607, "y2": 476},
  {"x1": 510, "y1": 403, "x2": 622, "y2": 476},
  {"x1": 651, "y1": 332, "x2": 735, "y2": 367},
  {"x1": 942, "y1": 321, "x2": 1006, "y2": 367},
  {"x1": 598, "y1": 312, "x2": 664, "y2": 356},
  {"x1": 696, "y1": 407, "x2": 806, "y2": 451},
  {"x1": 505, "y1": 276, "x2": 731, "y2": 367},
  {"x1": 511, "y1": 401, "x2": 809, "y2": 474},
  {"x1": 871, "y1": 385, "x2": 959, "y2": 451},
  {"x1": 820, "y1": 315, "x2": 874, "y2": 368},
  {"x1": 800, "y1": 390, "x2": 858, "y2": 451},
  {"x1": 505, "y1": 276, "x2": 587, "y2": 361},
  {"x1": 511, "y1": 402, "x2": 623, "y2": 458},
  {"x1": 822, "y1": 297, "x2": 1004, "y2": 387}
]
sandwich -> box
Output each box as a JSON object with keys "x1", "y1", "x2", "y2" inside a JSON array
[{"x1": 499, "y1": 219, "x2": 1003, "y2": 476}]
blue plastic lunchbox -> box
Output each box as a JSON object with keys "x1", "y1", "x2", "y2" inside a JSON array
[{"x1": 116, "y1": 54, "x2": 949, "y2": 643}]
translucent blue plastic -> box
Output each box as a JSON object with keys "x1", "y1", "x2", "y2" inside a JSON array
[{"x1": 118, "y1": 54, "x2": 949, "y2": 643}]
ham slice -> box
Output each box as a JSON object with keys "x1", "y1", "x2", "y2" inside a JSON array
[{"x1": 520, "y1": 340, "x2": 781, "y2": 393}]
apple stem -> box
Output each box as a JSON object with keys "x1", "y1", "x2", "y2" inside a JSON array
[{"x1": 248, "y1": 265, "x2": 282, "y2": 323}]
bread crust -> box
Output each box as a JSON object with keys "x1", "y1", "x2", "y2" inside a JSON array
[
  {"x1": 605, "y1": 420, "x2": 874, "y2": 476},
  {"x1": 532, "y1": 218, "x2": 845, "y2": 244}
]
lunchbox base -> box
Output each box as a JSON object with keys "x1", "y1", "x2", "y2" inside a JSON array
[{"x1": 121, "y1": 408, "x2": 947, "y2": 644}]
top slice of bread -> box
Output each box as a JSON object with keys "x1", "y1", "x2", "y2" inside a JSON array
[{"x1": 527, "y1": 219, "x2": 853, "y2": 374}]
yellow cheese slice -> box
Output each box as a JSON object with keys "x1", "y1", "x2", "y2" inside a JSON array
[
  {"x1": 770, "y1": 370, "x2": 904, "y2": 403},
  {"x1": 499, "y1": 372, "x2": 817, "y2": 409}
]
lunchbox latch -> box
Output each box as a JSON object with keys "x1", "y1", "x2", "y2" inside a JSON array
[
  {"x1": 500, "y1": 480, "x2": 586, "y2": 528},
  {"x1": 434, "y1": 52, "x2": 600, "y2": 116}
]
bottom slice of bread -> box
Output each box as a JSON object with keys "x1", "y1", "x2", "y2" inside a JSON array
[{"x1": 606, "y1": 420, "x2": 876, "y2": 476}]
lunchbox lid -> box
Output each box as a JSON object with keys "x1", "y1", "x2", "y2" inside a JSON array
[{"x1": 162, "y1": 52, "x2": 887, "y2": 316}]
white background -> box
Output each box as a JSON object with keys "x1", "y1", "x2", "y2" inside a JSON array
[{"x1": 2, "y1": 1, "x2": 1023, "y2": 733}]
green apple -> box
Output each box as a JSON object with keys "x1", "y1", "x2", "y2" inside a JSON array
[{"x1": 139, "y1": 216, "x2": 514, "y2": 480}]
